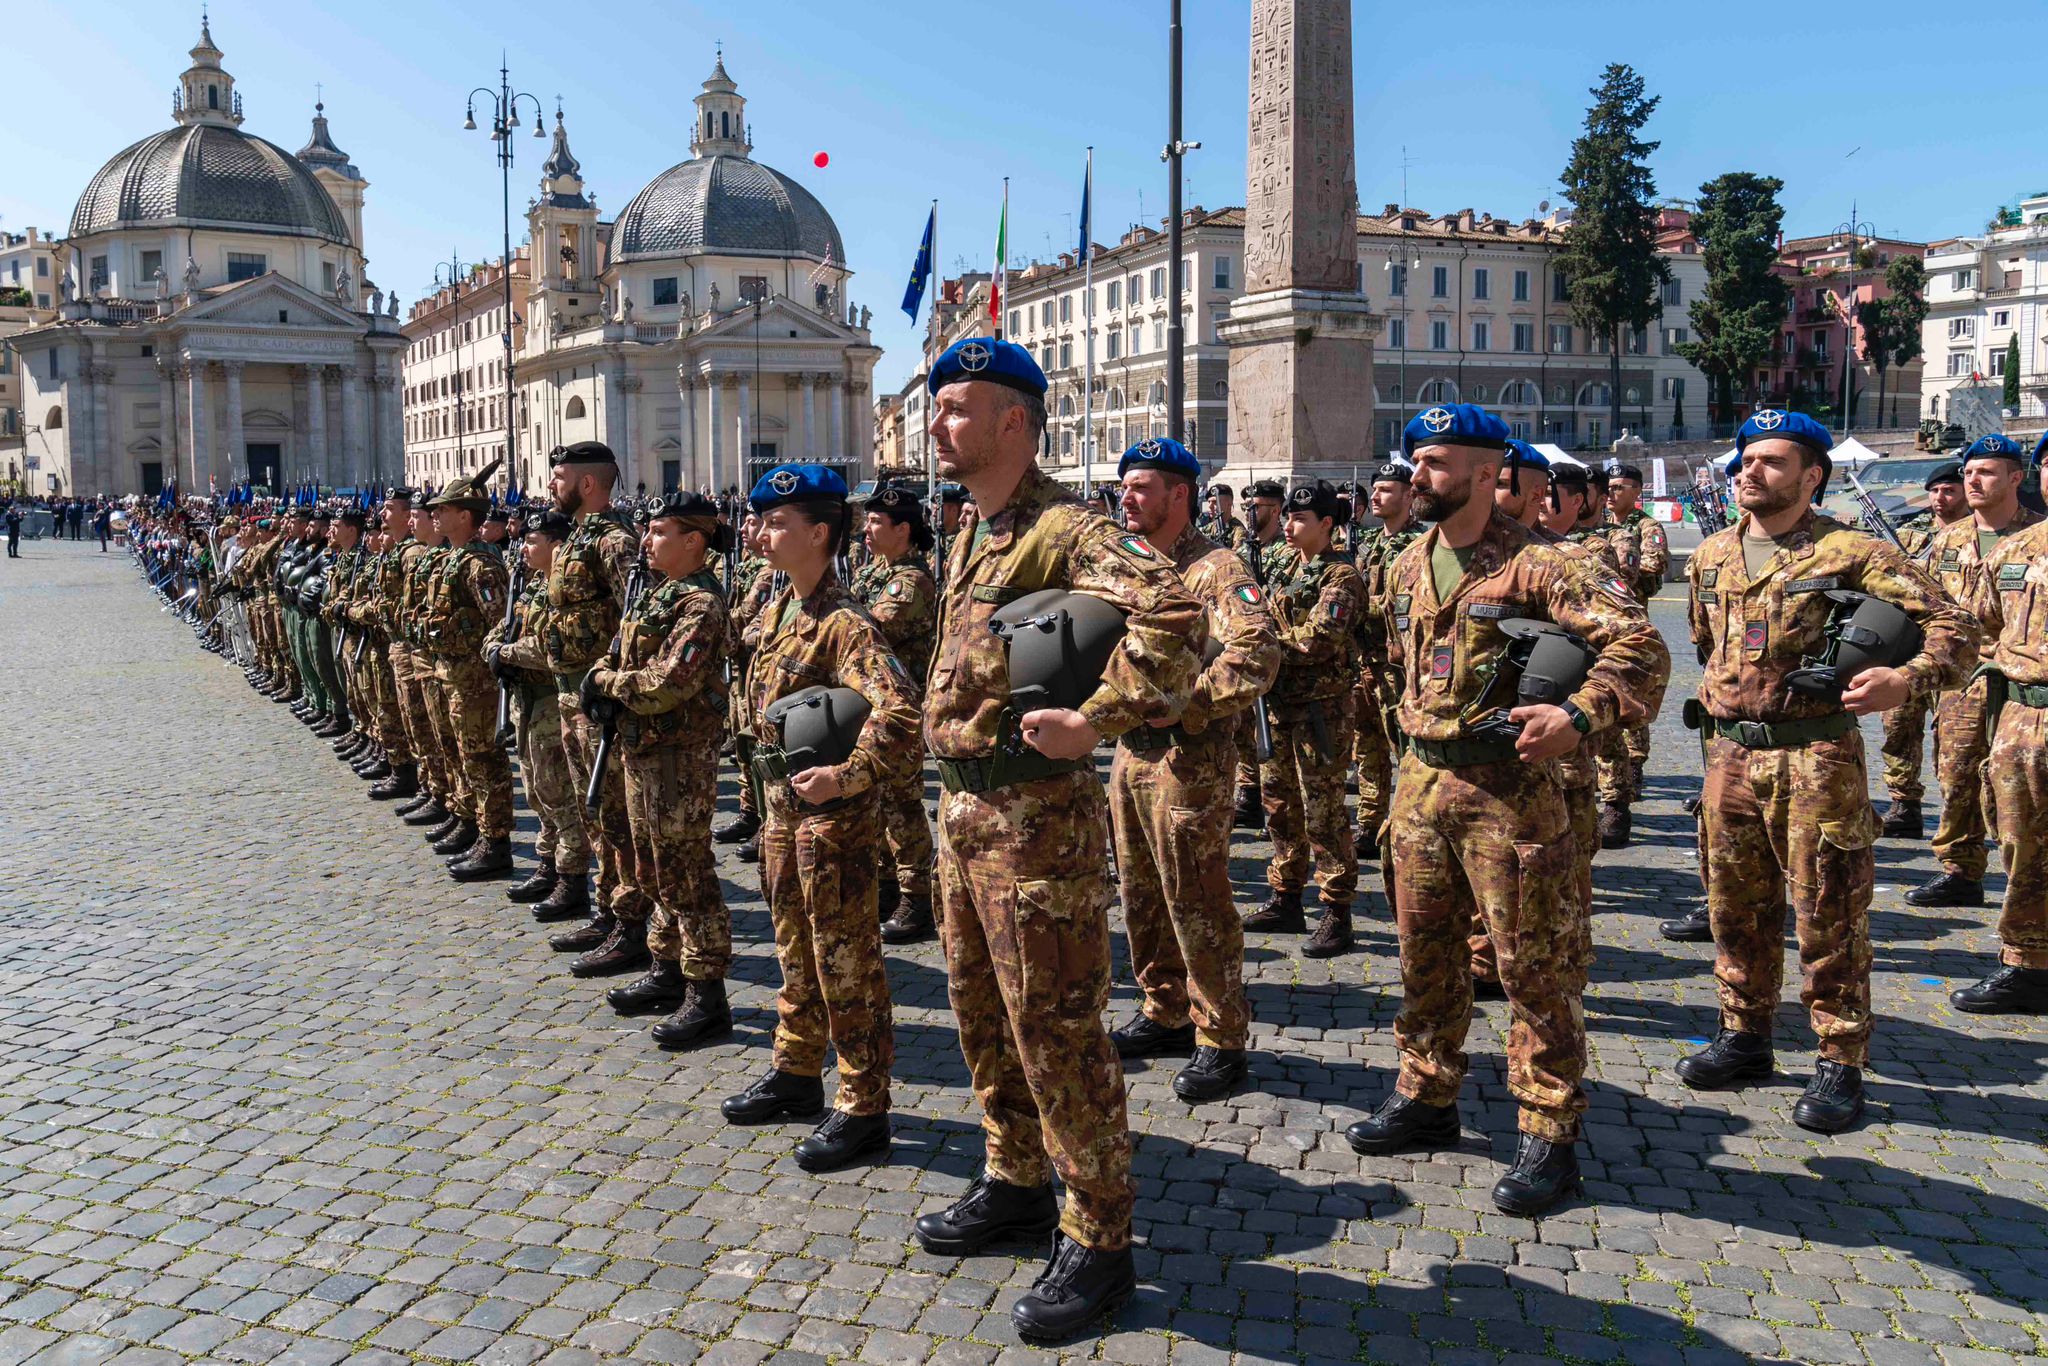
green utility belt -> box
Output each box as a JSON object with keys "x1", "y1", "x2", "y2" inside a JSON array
[
  {"x1": 2010, "y1": 681, "x2": 2048, "y2": 708},
  {"x1": 1118, "y1": 722, "x2": 1228, "y2": 754},
  {"x1": 934, "y1": 748, "x2": 1088, "y2": 795},
  {"x1": 1404, "y1": 733, "x2": 1521, "y2": 769},
  {"x1": 1685, "y1": 705, "x2": 1854, "y2": 750},
  {"x1": 748, "y1": 745, "x2": 860, "y2": 815},
  {"x1": 554, "y1": 669, "x2": 591, "y2": 694}
]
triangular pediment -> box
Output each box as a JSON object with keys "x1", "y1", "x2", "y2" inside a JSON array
[
  {"x1": 693, "y1": 295, "x2": 856, "y2": 344},
  {"x1": 651, "y1": 436, "x2": 682, "y2": 451},
  {"x1": 176, "y1": 273, "x2": 364, "y2": 329}
]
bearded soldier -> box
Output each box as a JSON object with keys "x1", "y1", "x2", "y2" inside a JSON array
[{"x1": 1878, "y1": 460, "x2": 1968, "y2": 837}]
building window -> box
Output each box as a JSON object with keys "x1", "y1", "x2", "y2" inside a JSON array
[
  {"x1": 1105, "y1": 330, "x2": 1121, "y2": 360},
  {"x1": 1502, "y1": 380, "x2": 1534, "y2": 405},
  {"x1": 1149, "y1": 266, "x2": 1165, "y2": 299},
  {"x1": 1130, "y1": 326, "x2": 1144, "y2": 355},
  {"x1": 227, "y1": 252, "x2": 266, "y2": 282},
  {"x1": 1954, "y1": 268, "x2": 1975, "y2": 290},
  {"x1": 1388, "y1": 263, "x2": 1407, "y2": 296},
  {"x1": 1007, "y1": 309, "x2": 1021, "y2": 335},
  {"x1": 1548, "y1": 323, "x2": 1572, "y2": 354},
  {"x1": 1948, "y1": 351, "x2": 1974, "y2": 377},
  {"x1": 36, "y1": 258, "x2": 48, "y2": 277},
  {"x1": 1661, "y1": 280, "x2": 1683, "y2": 306},
  {"x1": 1212, "y1": 417, "x2": 1227, "y2": 448},
  {"x1": 1661, "y1": 376, "x2": 1687, "y2": 400},
  {"x1": 1512, "y1": 322, "x2": 1534, "y2": 352},
  {"x1": 1430, "y1": 320, "x2": 1449, "y2": 350},
  {"x1": 140, "y1": 249, "x2": 163, "y2": 284},
  {"x1": 1663, "y1": 326, "x2": 1689, "y2": 354},
  {"x1": 1128, "y1": 276, "x2": 1142, "y2": 306},
  {"x1": 1994, "y1": 308, "x2": 2011, "y2": 328},
  {"x1": 1040, "y1": 300, "x2": 1055, "y2": 327},
  {"x1": 1055, "y1": 296, "x2": 1069, "y2": 324},
  {"x1": 1213, "y1": 256, "x2": 1232, "y2": 290},
  {"x1": 89, "y1": 255, "x2": 108, "y2": 292},
  {"x1": 1949, "y1": 318, "x2": 1974, "y2": 340},
  {"x1": 1059, "y1": 341, "x2": 1072, "y2": 368},
  {"x1": 1472, "y1": 267, "x2": 1489, "y2": 300},
  {"x1": 652, "y1": 277, "x2": 679, "y2": 306},
  {"x1": 1387, "y1": 318, "x2": 1406, "y2": 349},
  {"x1": 1105, "y1": 281, "x2": 1120, "y2": 310},
  {"x1": 1990, "y1": 348, "x2": 2007, "y2": 377},
  {"x1": 1432, "y1": 265, "x2": 1449, "y2": 298},
  {"x1": 322, "y1": 262, "x2": 337, "y2": 294},
  {"x1": 1513, "y1": 269, "x2": 1530, "y2": 302},
  {"x1": 1472, "y1": 321, "x2": 1490, "y2": 351},
  {"x1": 1552, "y1": 271, "x2": 1569, "y2": 303},
  {"x1": 1422, "y1": 379, "x2": 1453, "y2": 402}
]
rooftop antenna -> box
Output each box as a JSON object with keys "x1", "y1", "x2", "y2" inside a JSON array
[{"x1": 1399, "y1": 144, "x2": 1417, "y2": 210}]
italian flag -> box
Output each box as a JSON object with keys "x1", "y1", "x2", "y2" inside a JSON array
[{"x1": 989, "y1": 189, "x2": 1007, "y2": 330}]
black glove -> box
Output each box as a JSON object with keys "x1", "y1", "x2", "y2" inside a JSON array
[
  {"x1": 485, "y1": 643, "x2": 508, "y2": 681},
  {"x1": 579, "y1": 670, "x2": 617, "y2": 724}
]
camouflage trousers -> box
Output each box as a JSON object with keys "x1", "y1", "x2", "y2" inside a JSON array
[
  {"x1": 625, "y1": 735, "x2": 729, "y2": 980},
  {"x1": 559, "y1": 692, "x2": 647, "y2": 924},
  {"x1": 1699, "y1": 731, "x2": 1876, "y2": 1066},
  {"x1": 311, "y1": 620, "x2": 348, "y2": 723},
  {"x1": 1931, "y1": 680, "x2": 1991, "y2": 880},
  {"x1": 1595, "y1": 725, "x2": 1641, "y2": 805},
  {"x1": 879, "y1": 761, "x2": 934, "y2": 899},
  {"x1": 270, "y1": 602, "x2": 300, "y2": 690},
  {"x1": 1988, "y1": 701, "x2": 2048, "y2": 968},
  {"x1": 417, "y1": 666, "x2": 470, "y2": 822},
  {"x1": 1880, "y1": 689, "x2": 1931, "y2": 804},
  {"x1": 1260, "y1": 692, "x2": 1358, "y2": 904},
  {"x1": 1472, "y1": 769, "x2": 1597, "y2": 984},
  {"x1": 1233, "y1": 707, "x2": 1260, "y2": 798},
  {"x1": 937, "y1": 768, "x2": 1133, "y2": 1252},
  {"x1": 436, "y1": 654, "x2": 514, "y2": 839},
  {"x1": 1109, "y1": 733, "x2": 1249, "y2": 1050},
  {"x1": 1352, "y1": 674, "x2": 1397, "y2": 838},
  {"x1": 367, "y1": 643, "x2": 411, "y2": 765},
  {"x1": 1389, "y1": 752, "x2": 1586, "y2": 1142},
  {"x1": 515, "y1": 682, "x2": 583, "y2": 870},
  {"x1": 392, "y1": 645, "x2": 454, "y2": 801},
  {"x1": 763, "y1": 792, "x2": 892, "y2": 1115}
]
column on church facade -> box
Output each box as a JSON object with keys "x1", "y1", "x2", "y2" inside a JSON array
[
  {"x1": 800, "y1": 374, "x2": 817, "y2": 460},
  {"x1": 337, "y1": 365, "x2": 361, "y2": 488},
  {"x1": 735, "y1": 375, "x2": 751, "y2": 478},
  {"x1": 826, "y1": 374, "x2": 844, "y2": 463},
  {"x1": 706, "y1": 375, "x2": 725, "y2": 495},
  {"x1": 376, "y1": 370, "x2": 402, "y2": 488},
  {"x1": 88, "y1": 362, "x2": 116, "y2": 496},
  {"x1": 678, "y1": 369, "x2": 700, "y2": 492},
  {"x1": 187, "y1": 361, "x2": 211, "y2": 492},
  {"x1": 619, "y1": 374, "x2": 642, "y2": 493},
  {"x1": 221, "y1": 361, "x2": 245, "y2": 485},
  {"x1": 157, "y1": 360, "x2": 180, "y2": 488},
  {"x1": 305, "y1": 364, "x2": 327, "y2": 478}
]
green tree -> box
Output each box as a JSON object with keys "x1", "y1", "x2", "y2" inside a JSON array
[
  {"x1": 1858, "y1": 257, "x2": 1928, "y2": 428},
  {"x1": 1676, "y1": 173, "x2": 1791, "y2": 426},
  {"x1": 2005, "y1": 333, "x2": 2022, "y2": 409},
  {"x1": 1556, "y1": 64, "x2": 1672, "y2": 443}
]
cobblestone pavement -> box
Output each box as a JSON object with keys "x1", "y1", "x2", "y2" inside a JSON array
[{"x1": 2, "y1": 539, "x2": 2046, "y2": 1366}]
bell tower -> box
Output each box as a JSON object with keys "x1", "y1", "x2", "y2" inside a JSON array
[
  {"x1": 689, "y1": 49, "x2": 750, "y2": 157},
  {"x1": 297, "y1": 98, "x2": 368, "y2": 257},
  {"x1": 173, "y1": 10, "x2": 244, "y2": 128},
  {"x1": 525, "y1": 104, "x2": 601, "y2": 342}
]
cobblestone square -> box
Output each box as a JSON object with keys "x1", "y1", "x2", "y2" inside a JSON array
[{"x1": 2, "y1": 540, "x2": 2045, "y2": 1366}]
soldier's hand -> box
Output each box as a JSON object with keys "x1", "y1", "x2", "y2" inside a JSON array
[
  {"x1": 789, "y1": 765, "x2": 843, "y2": 805},
  {"x1": 1019, "y1": 708, "x2": 1101, "y2": 759},
  {"x1": 1842, "y1": 666, "x2": 1910, "y2": 716},
  {"x1": 1506, "y1": 704, "x2": 1582, "y2": 762}
]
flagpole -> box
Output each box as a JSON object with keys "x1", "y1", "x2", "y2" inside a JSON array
[
  {"x1": 926, "y1": 199, "x2": 939, "y2": 522},
  {"x1": 994, "y1": 178, "x2": 1008, "y2": 341},
  {"x1": 1082, "y1": 147, "x2": 1095, "y2": 501}
]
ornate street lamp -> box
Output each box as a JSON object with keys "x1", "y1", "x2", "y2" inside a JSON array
[{"x1": 464, "y1": 64, "x2": 545, "y2": 491}]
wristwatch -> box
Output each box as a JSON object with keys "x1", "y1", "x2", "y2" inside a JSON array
[{"x1": 1560, "y1": 700, "x2": 1592, "y2": 734}]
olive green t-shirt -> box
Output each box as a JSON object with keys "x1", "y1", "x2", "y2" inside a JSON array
[
  {"x1": 1431, "y1": 541, "x2": 1476, "y2": 601},
  {"x1": 1742, "y1": 529, "x2": 1798, "y2": 578}
]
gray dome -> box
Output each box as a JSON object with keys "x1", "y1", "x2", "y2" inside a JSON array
[
  {"x1": 610, "y1": 154, "x2": 843, "y2": 264},
  {"x1": 70, "y1": 123, "x2": 352, "y2": 245}
]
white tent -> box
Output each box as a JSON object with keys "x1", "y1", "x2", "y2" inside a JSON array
[
  {"x1": 1534, "y1": 443, "x2": 1582, "y2": 467},
  {"x1": 1714, "y1": 434, "x2": 1882, "y2": 472}
]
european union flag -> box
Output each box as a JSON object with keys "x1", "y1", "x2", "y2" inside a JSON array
[{"x1": 901, "y1": 206, "x2": 935, "y2": 323}]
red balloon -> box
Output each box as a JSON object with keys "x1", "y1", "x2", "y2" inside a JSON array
[{"x1": 813, "y1": 151, "x2": 829, "y2": 168}]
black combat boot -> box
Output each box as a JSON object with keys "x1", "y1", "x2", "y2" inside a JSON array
[
  {"x1": 1471, "y1": 974, "x2": 1507, "y2": 1001},
  {"x1": 401, "y1": 797, "x2": 448, "y2": 826},
  {"x1": 1598, "y1": 802, "x2": 1631, "y2": 850},
  {"x1": 570, "y1": 917, "x2": 650, "y2": 978},
  {"x1": 1301, "y1": 901, "x2": 1352, "y2": 958},
  {"x1": 1344, "y1": 1093, "x2": 1460, "y2": 1155},
  {"x1": 879, "y1": 893, "x2": 935, "y2": 945},
  {"x1": 357, "y1": 757, "x2": 392, "y2": 781},
  {"x1": 1010, "y1": 1235, "x2": 1137, "y2": 1344},
  {"x1": 549, "y1": 908, "x2": 612, "y2": 954},
  {"x1": 735, "y1": 835, "x2": 760, "y2": 864},
  {"x1": 313, "y1": 716, "x2": 350, "y2": 739},
  {"x1": 507, "y1": 857, "x2": 558, "y2": 905},
  {"x1": 449, "y1": 837, "x2": 513, "y2": 881},
  {"x1": 607, "y1": 959, "x2": 686, "y2": 1014},
  {"x1": 1907, "y1": 871, "x2": 1983, "y2": 907},
  {"x1": 876, "y1": 873, "x2": 901, "y2": 925},
  {"x1": 432, "y1": 820, "x2": 478, "y2": 857},
  {"x1": 1172, "y1": 1047, "x2": 1247, "y2": 1104},
  {"x1": 914, "y1": 1173, "x2": 1059, "y2": 1255},
  {"x1": 1659, "y1": 905, "x2": 1713, "y2": 942},
  {"x1": 533, "y1": 873, "x2": 591, "y2": 923},
  {"x1": 1356, "y1": 829, "x2": 1380, "y2": 863},
  {"x1": 1950, "y1": 965, "x2": 2048, "y2": 1015},
  {"x1": 371, "y1": 765, "x2": 419, "y2": 801},
  {"x1": 720, "y1": 1069, "x2": 825, "y2": 1124},
  {"x1": 1109, "y1": 1013, "x2": 1195, "y2": 1060},
  {"x1": 1880, "y1": 799, "x2": 1923, "y2": 838},
  {"x1": 652, "y1": 978, "x2": 732, "y2": 1049},
  {"x1": 1793, "y1": 1060, "x2": 1865, "y2": 1133},
  {"x1": 1491, "y1": 1134, "x2": 1581, "y2": 1216},
  {"x1": 1242, "y1": 889, "x2": 1306, "y2": 933},
  {"x1": 793, "y1": 1111, "x2": 891, "y2": 1173},
  {"x1": 1234, "y1": 789, "x2": 1264, "y2": 830},
  {"x1": 1675, "y1": 1029, "x2": 1774, "y2": 1089},
  {"x1": 713, "y1": 811, "x2": 759, "y2": 844}
]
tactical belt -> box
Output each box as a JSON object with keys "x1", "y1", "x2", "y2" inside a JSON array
[
  {"x1": 554, "y1": 668, "x2": 592, "y2": 694},
  {"x1": 2011, "y1": 682, "x2": 2048, "y2": 709},
  {"x1": 748, "y1": 746, "x2": 860, "y2": 815},
  {"x1": 1405, "y1": 734, "x2": 1522, "y2": 769},
  {"x1": 1118, "y1": 723, "x2": 1228, "y2": 754},
  {"x1": 1694, "y1": 711, "x2": 1854, "y2": 750},
  {"x1": 935, "y1": 749, "x2": 1088, "y2": 795}
]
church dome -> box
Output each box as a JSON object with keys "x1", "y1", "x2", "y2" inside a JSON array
[
  {"x1": 610, "y1": 154, "x2": 843, "y2": 265},
  {"x1": 70, "y1": 123, "x2": 354, "y2": 246}
]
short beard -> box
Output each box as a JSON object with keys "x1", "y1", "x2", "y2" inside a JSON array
[
  {"x1": 1413, "y1": 473, "x2": 1472, "y2": 523},
  {"x1": 1737, "y1": 481, "x2": 1802, "y2": 519},
  {"x1": 552, "y1": 486, "x2": 583, "y2": 517}
]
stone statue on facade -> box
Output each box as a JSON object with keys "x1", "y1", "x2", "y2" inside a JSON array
[
  {"x1": 858, "y1": 304, "x2": 871, "y2": 330},
  {"x1": 59, "y1": 267, "x2": 75, "y2": 303},
  {"x1": 152, "y1": 269, "x2": 169, "y2": 301},
  {"x1": 368, "y1": 288, "x2": 383, "y2": 314},
  {"x1": 680, "y1": 290, "x2": 692, "y2": 316},
  {"x1": 387, "y1": 294, "x2": 400, "y2": 318},
  {"x1": 184, "y1": 257, "x2": 202, "y2": 296},
  {"x1": 620, "y1": 291, "x2": 634, "y2": 324},
  {"x1": 334, "y1": 267, "x2": 356, "y2": 304},
  {"x1": 709, "y1": 282, "x2": 720, "y2": 312}
]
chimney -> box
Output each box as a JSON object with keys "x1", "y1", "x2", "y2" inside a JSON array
[{"x1": 1383, "y1": 202, "x2": 1400, "y2": 217}]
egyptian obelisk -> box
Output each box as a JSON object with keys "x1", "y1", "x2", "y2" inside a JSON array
[{"x1": 1220, "y1": 0, "x2": 1377, "y2": 480}]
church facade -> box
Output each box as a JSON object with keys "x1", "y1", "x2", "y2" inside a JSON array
[{"x1": 12, "y1": 21, "x2": 404, "y2": 497}]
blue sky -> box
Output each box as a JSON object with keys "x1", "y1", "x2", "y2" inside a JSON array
[{"x1": 6, "y1": 0, "x2": 2038, "y2": 399}]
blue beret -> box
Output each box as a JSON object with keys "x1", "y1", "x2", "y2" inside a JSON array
[
  {"x1": 1735, "y1": 409, "x2": 1833, "y2": 464},
  {"x1": 2034, "y1": 432, "x2": 2048, "y2": 467},
  {"x1": 1962, "y1": 433, "x2": 2026, "y2": 463},
  {"x1": 748, "y1": 463, "x2": 848, "y2": 513},
  {"x1": 1504, "y1": 439, "x2": 1549, "y2": 473},
  {"x1": 927, "y1": 336, "x2": 1047, "y2": 398},
  {"x1": 1402, "y1": 403, "x2": 1510, "y2": 457},
  {"x1": 1117, "y1": 436, "x2": 1199, "y2": 481}
]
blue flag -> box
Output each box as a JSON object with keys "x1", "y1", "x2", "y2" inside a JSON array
[{"x1": 900, "y1": 206, "x2": 935, "y2": 322}]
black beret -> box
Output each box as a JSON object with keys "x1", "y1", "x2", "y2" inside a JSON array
[
  {"x1": 550, "y1": 441, "x2": 618, "y2": 467},
  {"x1": 1923, "y1": 460, "x2": 1964, "y2": 489},
  {"x1": 338, "y1": 509, "x2": 369, "y2": 529},
  {"x1": 939, "y1": 484, "x2": 969, "y2": 504},
  {"x1": 1611, "y1": 463, "x2": 1644, "y2": 483},
  {"x1": 1373, "y1": 460, "x2": 1415, "y2": 485},
  {"x1": 1549, "y1": 463, "x2": 1592, "y2": 488},
  {"x1": 1248, "y1": 479, "x2": 1285, "y2": 499},
  {"x1": 1284, "y1": 480, "x2": 1348, "y2": 523},
  {"x1": 528, "y1": 509, "x2": 574, "y2": 539},
  {"x1": 385, "y1": 486, "x2": 417, "y2": 503},
  {"x1": 646, "y1": 491, "x2": 719, "y2": 522},
  {"x1": 1587, "y1": 466, "x2": 1612, "y2": 489},
  {"x1": 868, "y1": 486, "x2": 928, "y2": 523},
  {"x1": 484, "y1": 506, "x2": 510, "y2": 523}
]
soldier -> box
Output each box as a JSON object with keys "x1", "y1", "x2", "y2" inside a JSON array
[
  {"x1": 365, "y1": 491, "x2": 425, "y2": 805},
  {"x1": 719, "y1": 464, "x2": 919, "y2": 1173},
  {"x1": 1350, "y1": 460, "x2": 1424, "y2": 860},
  {"x1": 583, "y1": 493, "x2": 736, "y2": 1048},
  {"x1": 1906, "y1": 435, "x2": 2041, "y2": 909},
  {"x1": 1949, "y1": 436, "x2": 2048, "y2": 1013},
  {"x1": 1242, "y1": 480, "x2": 1368, "y2": 957},
  {"x1": 1233, "y1": 478, "x2": 1290, "y2": 831},
  {"x1": 1674, "y1": 410, "x2": 1972, "y2": 1133},
  {"x1": 1347, "y1": 404, "x2": 1668, "y2": 1216},
  {"x1": 911, "y1": 337, "x2": 1203, "y2": 1340},
  {"x1": 853, "y1": 486, "x2": 940, "y2": 944},
  {"x1": 403, "y1": 502, "x2": 471, "y2": 847},
  {"x1": 715, "y1": 513, "x2": 775, "y2": 860},
  {"x1": 1604, "y1": 463, "x2": 1671, "y2": 796},
  {"x1": 1199, "y1": 483, "x2": 1250, "y2": 555},
  {"x1": 480, "y1": 504, "x2": 511, "y2": 556},
  {"x1": 1107, "y1": 437, "x2": 1280, "y2": 1103},
  {"x1": 1879, "y1": 460, "x2": 1969, "y2": 837}
]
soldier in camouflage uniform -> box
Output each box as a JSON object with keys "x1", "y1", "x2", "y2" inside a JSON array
[
  {"x1": 1197, "y1": 484, "x2": 1250, "y2": 555},
  {"x1": 1879, "y1": 461, "x2": 1967, "y2": 836},
  {"x1": 1232, "y1": 479, "x2": 1290, "y2": 830},
  {"x1": 490, "y1": 510, "x2": 586, "y2": 907},
  {"x1": 1349, "y1": 404, "x2": 1669, "y2": 1218},
  {"x1": 1603, "y1": 463, "x2": 1671, "y2": 812},
  {"x1": 585, "y1": 493, "x2": 736, "y2": 1048},
  {"x1": 719, "y1": 465, "x2": 920, "y2": 1174},
  {"x1": 1350, "y1": 461, "x2": 1424, "y2": 860},
  {"x1": 1242, "y1": 481, "x2": 1368, "y2": 956},
  {"x1": 1107, "y1": 438, "x2": 1279, "y2": 1104},
  {"x1": 1950, "y1": 441, "x2": 2048, "y2": 1014},
  {"x1": 363, "y1": 493, "x2": 423, "y2": 804},
  {"x1": 1907, "y1": 436, "x2": 2041, "y2": 909},
  {"x1": 393, "y1": 505, "x2": 465, "y2": 835},
  {"x1": 1676, "y1": 411, "x2": 1973, "y2": 1134},
  {"x1": 854, "y1": 486, "x2": 940, "y2": 943},
  {"x1": 911, "y1": 338, "x2": 1203, "y2": 1342},
  {"x1": 717, "y1": 516, "x2": 777, "y2": 860}
]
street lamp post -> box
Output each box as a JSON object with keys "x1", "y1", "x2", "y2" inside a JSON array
[
  {"x1": 1161, "y1": 0, "x2": 1199, "y2": 469},
  {"x1": 464, "y1": 63, "x2": 544, "y2": 491},
  {"x1": 1831, "y1": 205, "x2": 1876, "y2": 433},
  {"x1": 432, "y1": 253, "x2": 467, "y2": 475}
]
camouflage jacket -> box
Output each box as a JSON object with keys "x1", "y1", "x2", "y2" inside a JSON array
[
  {"x1": 1352, "y1": 520, "x2": 1426, "y2": 652},
  {"x1": 592, "y1": 568, "x2": 729, "y2": 750},
  {"x1": 1266, "y1": 548, "x2": 1367, "y2": 709},
  {"x1": 1162, "y1": 522, "x2": 1280, "y2": 737},
  {"x1": 422, "y1": 541, "x2": 510, "y2": 658},
  {"x1": 747, "y1": 575, "x2": 921, "y2": 800},
  {"x1": 1386, "y1": 510, "x2": 1671, "y2": 743},
  {"x1": 364, "y1": 537, "x2": 414, "y2": 637},
  {"x1": 856, "y1": 553, "x2": 938, "y2": 683},
  {"x1": 1607, "y1": 507, "x2": 1670, "y2": 601},
  {"x1": 543, "y1": 508, "x2": 639, "y2": 676},
  {"x1": 926, "y1": 464, "x2": 1205, "y2": 757},
  {"x1": 1565, "y1": 525, "x2": 1624, "y2": 573},
  {"x1": 1687, "y1": 509, "x2": 1975, "y2": 723},
  {"x1": 1894, "y1": 510, "x2": 1939, "y2": 561},
  {"x1": 1965, "y1": 519, "x2": 2048, "y2": 687},
  {"x1": 1926, "y1": 506, "x2": 2043, "y2": 659},
  {"x1": 487, "y1": 571, "x2": 555, "y2": 686},
  {"x1": 1198, "y1": 513, "x2": 1251, "y2": 556},
  {"x1": 394, "y1": 540, "x2": 444, "y2": 645}
]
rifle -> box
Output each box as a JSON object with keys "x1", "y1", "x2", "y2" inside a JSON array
[
  {"x1": 1244, "y1": 532, "x2": 1275, "y2": 763},
  {"x1": 1845, "y1": 468, "x2": 1906, "y2": 554},
  {"x1": 584, "y1": 537, "x2": 649, "y2": 814},
  {"x1": 494, "y1": 559, "x2": 527, "y2": 737}
]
